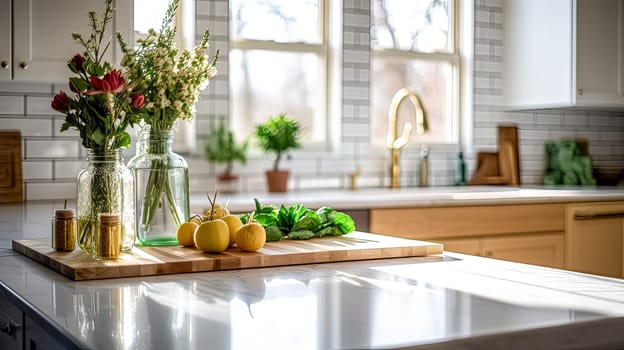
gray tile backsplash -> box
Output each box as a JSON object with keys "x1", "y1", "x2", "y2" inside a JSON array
[{"x1": 1, "y1": 0, "x2": 622, "y2": 200}]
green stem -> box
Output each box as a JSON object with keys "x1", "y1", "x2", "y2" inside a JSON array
[{"x1": 139, "y1": 129, "x2": 183, "y2": 233}]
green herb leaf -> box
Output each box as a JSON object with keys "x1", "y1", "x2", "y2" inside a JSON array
[{"x1": 287, "y1": 230, "x2": 315, "y2": 240}]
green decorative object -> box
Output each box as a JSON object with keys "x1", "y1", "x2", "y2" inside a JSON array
[{"x1": 544, "y1": 139, "x2": 596, "y2": 186}]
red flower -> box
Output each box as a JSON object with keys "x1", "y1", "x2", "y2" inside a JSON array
[
  {"x1": 130, "y1": 93, "x2": 144, "y2": 109},
  {"x1": 85, "y1": 69, "x2": 126, "y2": 95},
  {"x1": 51, "y1": 91, "x2": 69, "y2": 113},
  {"x1": 68, "y1": 54, "x2": 85, "y2": 73}
]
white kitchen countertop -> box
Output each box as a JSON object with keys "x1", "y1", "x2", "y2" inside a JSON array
[
  {"x1": 190, "y1": 186, "x2": 624, "y2": 213},
  {"x1": 1, "y1": 190, "x2": 624, "y2": 349}
]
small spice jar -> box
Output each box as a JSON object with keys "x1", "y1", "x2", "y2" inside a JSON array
[
  {"x1": 97, "y1": 213, "x2": 121, "y2": 259},
  {"x1": 52, "y1": 209, "x2": 76, "y2": 252}
]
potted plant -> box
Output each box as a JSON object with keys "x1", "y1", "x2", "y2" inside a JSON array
[
  {"x1": 255, "y1": 113, "x2": 302, "y2": 192},
  {"x1": 205, "y1": 120, "x2": 249, "y2": 193}
]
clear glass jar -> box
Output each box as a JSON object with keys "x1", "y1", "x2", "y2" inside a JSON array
[
  {"x1": 76, "y1": 149, "x2": 135, "y2": 256},
  {"x1": 128, "y1": 125, "x2": 189, "y2": 246}
]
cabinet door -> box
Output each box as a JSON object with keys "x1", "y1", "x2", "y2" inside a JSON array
[
  {"x1": 0, "y1": 0, "x2": 10, "y2": 81},
  {"x1": 566, "y1": 202, "x2": 624, "y2": 278},
  {"x1": 25, "y1": 315, "x2": 69, "y2": 350},
  {"x1": 12, "y1": 0, "x2": 132, "y2": 82},
  {"x1": 0, "y1": 291, "x2": 23, "y2": 350},
  {"x1": 481, "y1": 233, "x2": 565, "y2": 269},
  {"x1": 576, "y1": 0, "x2": 624, "y2": 106},
  {"x1": 434, "y1": 238, "x2": 481, "y2": 256}
]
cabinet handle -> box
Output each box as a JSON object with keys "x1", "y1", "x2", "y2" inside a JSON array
[
  {"x1": 574, "y1": 211, "x2": 624, "y2": 220},
  {"x1": 19, "y1": 62, "x2": 28, "y2": 69},
  {"x1": 485, "y1": 251, "x2": 493, "y2": 257},
  {"x1": 0, "y1": 61, "x2": 7, "y2": 69},
  {"x1": 578, "y1": 88, "x2": 584, "y2": 96},
  {"x1": 0, "y1": 321, "x2": 14, "y2": 336}
]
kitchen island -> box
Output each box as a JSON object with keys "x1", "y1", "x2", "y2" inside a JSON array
[{"x1": 1, "y1": 190, "x2": 624, "y2": 349}]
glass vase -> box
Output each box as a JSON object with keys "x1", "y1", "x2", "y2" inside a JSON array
[
  {"x1": 128, "y1": 126, "x2": 190, "y2": 246},
  {"x1": 76, "y1": 149, "x2": 135, "y2": 257}
]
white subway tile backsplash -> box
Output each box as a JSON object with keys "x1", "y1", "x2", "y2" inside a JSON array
[
  {"x1": 26, "y1": 96, "x2": 54, "y2": 115},
  {"x1": 0, "y1": 82, "x2": 51, "y2": 94},
  {"x1": 195, "y1": 1, "x2": 209, "y2": 16},
  {"x1": 475, "y1": 27, "x2": 503, "y2": 41},
  {"x1": 0, "y1": 118, "x2": 51, "y2": 136},
  {"x1": 563, "y1": 114, "x2": 587, "y2": 126},
  {"x1": 22, "y1": 161, "x2": 52, "y2": 180},
  {"x1": 214, "y1": 1, "x2": 228, "y2": 16},
  {"x1": 342, "y1": 122, "x2": 369, "y2": 138},
  {"x1": 26, "y1": 182, "x2": 76, "y2": 200},
  {"x1": 26, "y1": 139, "x2": 79, "y2": 158},
  {"x1": 344, "y1": 13, "x2": 369, "y2": 28},
  {"x1": 53, "y1": 160, "x2": 86, "y2": 179},
  {"x1": 344, "y1": 86, "x2": 369, "y2": 100},
  {"x1": 344, "y1": 50, "x2": 369, "y2": 64},
  {"x1": 0, "y1": 95, "x2": 25, "y2": 115}
]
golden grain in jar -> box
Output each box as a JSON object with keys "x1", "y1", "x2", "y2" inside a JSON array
[
  {"x1": 52, "y1": 209, "x2": 76, "y2": 252},
  {"x1": 97, "y1": 213, "x2": 121, "y2": 259}
]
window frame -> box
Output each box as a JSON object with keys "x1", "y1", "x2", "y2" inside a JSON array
[{"x1": 229, "y1": 0, "x2": 331, "y2": 150}]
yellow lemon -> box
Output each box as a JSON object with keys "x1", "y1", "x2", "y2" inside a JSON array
[
  {"x1": 235, "y1": 223, "x2": 266, "y2": 252},
  {"x1": 221, "y1": 214, "x2": 243, "y2": 247},
  {"x1": 176, "y1": 221, "x2": 198, "y2": 247},
  {"x1": 194, "y1": 219, "x2": 229, "y2": 253},
  {"x1": 203, "y1": 204, "x2": 230, "y2": 221}
]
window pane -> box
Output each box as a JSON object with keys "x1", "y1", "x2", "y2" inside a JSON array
[
  {"x1": 371, "y1": 59, "x2": 452, "y2": 146},
  {"x1": 134, "y1": 0, "x2": 170, "y2": 35},
  {"x1": 231, "y1": 0, "x2": 320, "y2": 44},
  {"x1": 230, "y1": 50, "x2": 325, "y2": 144},
  {"x1": 371, "y1": 0, "x2": 450, "y2": 52}
]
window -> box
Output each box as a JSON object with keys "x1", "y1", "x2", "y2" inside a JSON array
[
  {"x1": 230, "y1": 0, "x2": 327, "y2": 146},
  {"x1": 371, "y1": 0, "x2": 459, "y2": 147}
]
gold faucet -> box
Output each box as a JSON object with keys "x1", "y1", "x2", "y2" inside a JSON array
[{"x1": 387, "y1": 88, "x2": 427, "y2": 188}]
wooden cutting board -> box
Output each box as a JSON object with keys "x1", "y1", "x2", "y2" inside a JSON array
[{"x1": 12, "y1": 232, "x2": 443, "y2": 281}]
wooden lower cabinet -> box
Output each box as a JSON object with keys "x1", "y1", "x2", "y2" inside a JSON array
[
  {"x1": 566, "y1": 201, "x2": 624, "y2": 278},
  {"x1": 370, "y1": 203, "x2": 567, "y2": 269},
  {"x1": 432, "y1": 233, "x2": 564, "y2": 269}
]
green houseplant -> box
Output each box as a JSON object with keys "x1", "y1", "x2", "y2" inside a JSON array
[
  {"x1": 205, "y1": 120, "x2": 249, "y2": 193},
  {"x1": 255, "y1": 113, "x2": 302, "y2": 192}
]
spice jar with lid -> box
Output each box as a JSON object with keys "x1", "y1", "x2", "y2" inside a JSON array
[
  {"x1": 97, "y1": 213, "x2": 121, "y2": 259},
  {"x1": 52, "y1": 209, "x2": 76, "y2": 252}
]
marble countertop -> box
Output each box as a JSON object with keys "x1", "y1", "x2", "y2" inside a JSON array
[
  {"x1": 189, "y1": 186, "x2": 624, "y2": 212},
  {"x1": 1, "y1": 195, "x2": 624, "y2": 349}
]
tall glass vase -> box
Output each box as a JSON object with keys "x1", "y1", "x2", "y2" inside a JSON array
[
  {"x1": 76, "y1": 149, "x2": 135, "y2": 257},
  {"x1": 128, "y1": 125, "x2": 190, "y2": 246}
]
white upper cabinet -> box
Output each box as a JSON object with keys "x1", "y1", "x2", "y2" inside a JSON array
[
  {"x1": 0, "y1": 0, "x2": 10, "y2": 81},
  {"x1": 1, "y1": 0, "x2": 132, "y2": 82},
  {"x1": 504, "y1": 0, "x2": 624, "y2": 110}
]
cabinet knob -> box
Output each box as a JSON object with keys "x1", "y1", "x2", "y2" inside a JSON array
[
  {"x1": 485, "y1": 251, "x2": 493, "y2": 257},
  {"x1": 0, "y1": 321, "x2": 14, "y2": 335},
  {"x1": 0, "y1": 61, "x2": 7, "y2": 69},
  {"x1": 19, "y1": 62, "x2": 28, "y2": 69}
]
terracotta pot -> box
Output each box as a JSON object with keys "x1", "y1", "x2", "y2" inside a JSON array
[{"x1": 265, "y1": 170, "x2": 289, "y2": 193}]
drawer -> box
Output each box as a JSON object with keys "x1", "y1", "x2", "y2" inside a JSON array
[{"x1": 370, "y1": 203, "x2": 565, "y2": 239}]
